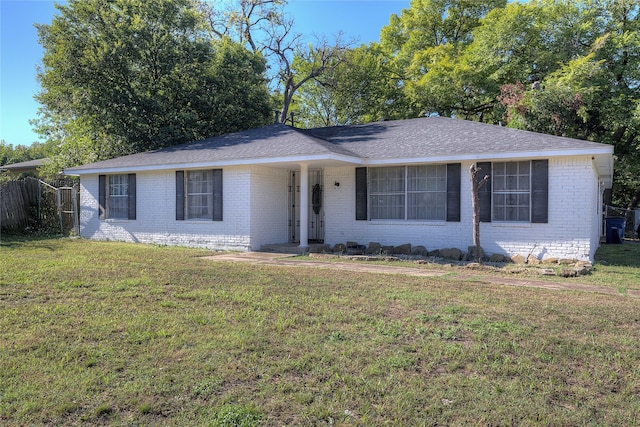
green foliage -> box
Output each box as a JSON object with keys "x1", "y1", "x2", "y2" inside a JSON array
[
  {"x1": 294, "y1": 44, "x2": 418, "y2": 127},
  {"x1": 0, "y1": 140, "x2": 53, "y2": 168},
  {"x1": 35, "y1": 0, "x2": 272, "y2": 171}
]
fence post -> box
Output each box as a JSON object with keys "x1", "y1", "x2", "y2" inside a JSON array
[
  {"x1": 56, "y1": 188, "x2": 63, "y2": 234},
  {"x1": 72, "y1": 185, "x2": 80, "y2": 236}
]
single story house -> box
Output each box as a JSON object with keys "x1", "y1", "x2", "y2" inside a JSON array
[{"x1": 64, "y1": 117, "x2": 613, "y2": 262}]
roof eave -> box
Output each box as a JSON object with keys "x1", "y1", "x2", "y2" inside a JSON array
[
  {"x1": 363, "y1": 146, "x2": 614, "y2": 165},
  {"x1": 64, "y1": 153, "x2": 363, "y2": 175}
]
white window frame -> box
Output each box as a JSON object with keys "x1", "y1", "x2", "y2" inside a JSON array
[
  {"x1": 186, "y1": 170, "x2": 214, "y2": 220},
  {"x1": 369, "y1": 165, "x2": 447, "y2": 220},
  {"x1": 492, "y1": 161, "x2": 531, "y2": 222},
  {"x1": 107, "y1": 174, "x2": 129, "y2": 219}
]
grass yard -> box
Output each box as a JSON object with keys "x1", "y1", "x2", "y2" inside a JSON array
[{"x1": 1, "y1": 237, "x2": 640, "y2": 425}]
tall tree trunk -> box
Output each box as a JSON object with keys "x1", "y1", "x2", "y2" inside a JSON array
[{"x1": 470, "y1": 163, "x2": 489, "y2": 262}]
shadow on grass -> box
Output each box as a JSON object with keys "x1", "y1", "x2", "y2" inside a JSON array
[
  {"x1": 0, "y1": 230, "x2": 66, "y2": 249},
  {"x1": 595, "y1": 241, "x2": 640, "y2": 267}
]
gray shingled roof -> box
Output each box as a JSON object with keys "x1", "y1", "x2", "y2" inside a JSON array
[
  {"x1": 305, "y1": 117, "x2": 611, "y2": 159},
  {"x1": 1, "y1": 158, "x2": 48, "y2": 170},
  {"x1": 66, "y1": 124, "x2": 359, "y2": 173},
  {"x1": 65, "y1": 117, "x2": 612, "y2": 174}
]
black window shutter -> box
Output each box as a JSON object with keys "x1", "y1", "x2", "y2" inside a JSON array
[
  {"x1": 99, "y1": 175, "x2": 106, "y2": 220},
  {"x1": 355, "y1": 167, "x2": 367, "y2": 220},
  {"x1": 176, "y1": 171, "x2": 185, "y2": 220},
  {"x1": 446, "y1": 163, "x2": 461, "y2": 222},
  {"x1": 127, "y1": 174, "x2": 136, "y2": 220},
  {"x1": 531, "y1": 159, "x2": 549, "y2": 223},
  {"x1": 212, "y1": 169, "x2": 223, "y2": 221},
  {"x1": 477, "y1": 162, "x2": 492, "y2": 222}
]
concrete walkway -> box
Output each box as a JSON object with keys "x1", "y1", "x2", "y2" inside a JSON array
[{"x1": 205, "y1": 252, "x2": 640, "y2": 298}]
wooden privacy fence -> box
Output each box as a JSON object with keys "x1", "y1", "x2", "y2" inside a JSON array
[
  {"x1": 0, "y1": 177, "x2": 79, "y2": 234},
  {"x1": 0, "y1": 177, "x2": 40, "y2": 230}
]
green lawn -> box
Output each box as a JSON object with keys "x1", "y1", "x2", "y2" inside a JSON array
[{"x1": 1, "y1": 238, "x2": 640, "y2": 425}]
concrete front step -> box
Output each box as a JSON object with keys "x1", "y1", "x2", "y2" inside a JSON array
[{"x1": 260, "y1": 243, "x2": 329, "y2": 254}]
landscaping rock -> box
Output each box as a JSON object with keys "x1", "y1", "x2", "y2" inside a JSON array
[
  {"x1": 542, "y1": 257, "x2": 559, "y2": 264},
  {"x1": 346, "y1": 244, "x2": 366, "y2": 255},
  {"x1": 440, "y1": 248, "x2": 463, "y2": 261},
  {"x1": 428, "y1": 249, "x2": 441, "y2": 257},
  {"x1": 527, "y1": 254, "x2": 541, "y2": 265},
  {"x1": 381, "y1": 245, "x2": 395, "y2": 255},
  {"x1": 309, "y1": 244, "x2": 330, "y2": 254},
  {"x1": 511, "y1": 254, "x2": 526, "y2": 264},
  {"x1": 366, "y1": 242, "x2": 382, "y2": 255},
  {"x1": 332, "y1": 243, "x2": 346, "y2": 253},
  {"x1": 394, "y1": 243, "x2": 412, "y2": 255},
  {"x1": 574, "y1": 261, "x2": 592, "y2": 275},
  {"x1": 467, "y1": 245, "x2": 485, "y2": 261},
  {"x1": 411, "y1": 245, "x2": 429, "y2": 257}
]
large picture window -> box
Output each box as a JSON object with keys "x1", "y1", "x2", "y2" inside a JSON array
[{"x1": 369, "y1": 165, "x2": 447, "y2": 220}]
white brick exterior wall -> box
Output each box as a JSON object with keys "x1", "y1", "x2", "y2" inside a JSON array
[
  {"x1": 324, "y1": 156, "x2": 604, "y2": 261},
  {"x1": 80, "y1": 167, "x2": 253, "y2": 250},
  {"x1": 78, "y1": 155, "x2": 605, "y2": 261},
  {"x1": 248, "y1": 166, "x2": 289, "y2": 250}
]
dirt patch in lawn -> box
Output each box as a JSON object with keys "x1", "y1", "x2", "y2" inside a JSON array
[{"x1": 205, "y1": 252, "x2": 640, "y2": 298}]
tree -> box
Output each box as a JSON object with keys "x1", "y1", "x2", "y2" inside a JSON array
[
  {"x1": 201, "y1": 0, "x2": 351, "y2": 125},
  {"x1": 0, "y1": 140, "x2": 53, "y2": 167},
  {"x1": 378, "y1": 0, "x2": 507, "y2": 119},
  {"x1": 293, "y1": 43, "x2": 420, "y2": 127},
  {"x1": 470, "y1": 163, "x2": 489, "y2": 262},
  {"x1": 35, "y1": 0, "x2": 272, "y2": 171},
  {"x1": 492, "y1": 1, "x2": 640, "y2": 207}
]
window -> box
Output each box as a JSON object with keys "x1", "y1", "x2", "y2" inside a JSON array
[
  {"x1": 477, "y1": 160, "x2": 548, "y2": 223},
  {"x1": 370, "y1": 167, "x2": 405, "y2": 219},
  {"x1": 176, "y1": 169, "x2": 223, "y2": 221},
  {"x1": 492, "y1": 161, "x2": 531, "y2": 222},
  {"x1": 107, "y1": 174, "x2": 129, "y2": 219},
  {"x1": 99, "y1": 174, "x2": 136, "y2": 220},
  {"x1": 187, "y1": 170, "x2": 214, "y2": 220},
  {"x1": 407, "y1": 165, "x2": 446, "y2": 220},
  {"x1": 368, "y1": 165, "x2": 448, "y2": 220}
]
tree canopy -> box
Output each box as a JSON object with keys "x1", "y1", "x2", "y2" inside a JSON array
[
  {"x1": 201, "y1": 0, "x2": 351, "y2": 125},
  {"x1": 35, "y1": 0, "x2": 272, "y2": 172},
  {"x1": 0, "y1": 140, "x2": 52, "y2": 169}
]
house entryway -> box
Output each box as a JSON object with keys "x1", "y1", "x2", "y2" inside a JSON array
[{"x1": 288, "y1": 169, "x2": 324, "y2": 243}]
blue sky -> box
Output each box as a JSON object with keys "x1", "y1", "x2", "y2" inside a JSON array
[{"x1": 0, "y1": 0, "x2": 410, "y2": 147}]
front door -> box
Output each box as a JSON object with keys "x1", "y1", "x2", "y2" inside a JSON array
[{"x1": 289, "y1": 169, "x2": 324, "y2": 243}]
